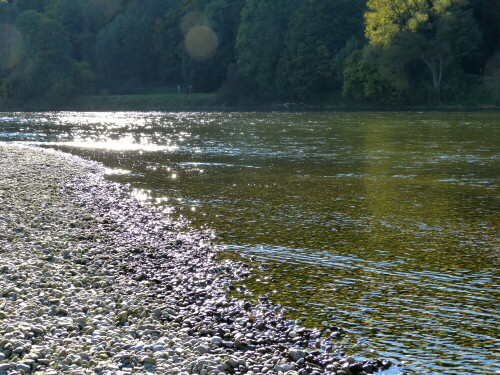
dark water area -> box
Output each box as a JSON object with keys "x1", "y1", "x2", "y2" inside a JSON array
[{"x1": 1, "y1": 111, "x2": 499, "y2": 374}]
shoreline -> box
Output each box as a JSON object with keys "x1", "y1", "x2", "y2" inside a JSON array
[
  {"x1": 0, "y1": 144, "x2": 396, "y2": 375},
  {"x1": 0, "y1": 96, "x2": 498, "y2": 113}
]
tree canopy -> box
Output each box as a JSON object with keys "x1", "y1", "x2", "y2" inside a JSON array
[
  {"x1": 365, "y1": 0, "x2": 481, "y2": 104},
  {"x1": 0, "y1": 0, "x2": 497, "y2": 106}
]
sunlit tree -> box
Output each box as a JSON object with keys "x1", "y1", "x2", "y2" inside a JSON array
[{"x1": 365, "y1": 0, "x2": 480, "y2": 104}]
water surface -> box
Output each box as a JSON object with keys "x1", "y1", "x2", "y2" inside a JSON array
[{"x1": 1, "y1": 111, "x2": 499, "y2": 374}]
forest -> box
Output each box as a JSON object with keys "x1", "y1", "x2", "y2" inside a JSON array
[{"x1": 0, "y1": 0, "x2": 498, "y2": 108}]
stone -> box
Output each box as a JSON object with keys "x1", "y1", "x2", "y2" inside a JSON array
[
  {"x1": 0, "y1": 364, "x2": 12, "y2": 372},
  {"x1": 141, "y1": 356, "x2": 157, "y2": 364},
  {"x1": 288, "y1": 349, "x2": 306, "y2": 362},
  {"x1": 31, "y1": 326, "x2": 46, "y2": 335},
  {"x1": 221, "y1": 341, "x2": 234, "y2": 348},
  {"x1": 345, "y1": 356, "x2": 356, "y2": 364},
  {"x1": 349, "y1": 363, "x2": 363, "y2": 373},
  {"x1": 16, "y1": 363, "x2": 32, "y2": 372},
  {"x1": 362, "y1": 363, "x2": 375, "y2": 373},
  {"x1": 210, "y1": 336, "x2": 223, "y2": 345},
  {"x1": 195, "y1": 345, "x2": 209, "y2": 354}
]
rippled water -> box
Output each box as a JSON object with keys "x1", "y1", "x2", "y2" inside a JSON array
[{"x1": 1, "y1": 111, "x2": 499, "y2": 374}]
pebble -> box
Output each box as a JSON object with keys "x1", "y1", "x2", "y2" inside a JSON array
[{"x1": 288, "y1": 349, "x2": 306, "y2": 362}]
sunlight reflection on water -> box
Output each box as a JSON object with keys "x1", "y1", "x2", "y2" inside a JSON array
[{"x1": 1, "y1": 111, "x2": 499, "y2": 374}]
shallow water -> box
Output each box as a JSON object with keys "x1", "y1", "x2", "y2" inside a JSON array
[{"x1": 1, "y1": 111, "x2": 499, "y2": 374}]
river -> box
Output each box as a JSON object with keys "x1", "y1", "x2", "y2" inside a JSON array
[{"x1": 1, "y1": 111, "x2": 498, "y2": 374}]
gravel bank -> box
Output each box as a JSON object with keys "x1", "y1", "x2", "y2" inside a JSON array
[{"x1": 0, "y1": 144, "x2": 395, "y2": 375}]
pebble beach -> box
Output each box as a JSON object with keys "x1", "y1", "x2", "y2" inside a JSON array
[{"x1": 0, "y1": 144, "x2": 394, "y2": 375}]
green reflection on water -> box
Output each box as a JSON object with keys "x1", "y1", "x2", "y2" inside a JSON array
[{"x1": 9, "y1": 111, "x2": 498, "y2": 374}]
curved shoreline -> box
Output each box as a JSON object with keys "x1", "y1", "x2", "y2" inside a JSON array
[{"x1": 0, "y1": 144, "x2": 395, "y2": 375}]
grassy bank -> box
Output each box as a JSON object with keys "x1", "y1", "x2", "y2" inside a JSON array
[
  {"x1": 71, "y1": 93, "x2": 217, "y2": 111},
  {"x1": 0, "y1": 92, "x2": 498, "y2": 112},
  {"x1": 0, "y1": 93, "x2": 218, "y2": 112}
]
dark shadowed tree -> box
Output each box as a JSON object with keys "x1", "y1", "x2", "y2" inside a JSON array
[
  {"x1": 236, "y1": 0, "x2": 301, "y2": 100},
  {"x1": 276, "y1": 0, "x2": 365, "y2": 101},
  {"x1": 467, "y1": 0, "x2": 500, "y2": 75},
  {"x1": 0, "y1": 0, "x2": 17, "y2": 23},
  {"x1": 94, "y1": 14, "x2": 133, "y2": 93},
  {"x1": 45, "y1": 0, "x2": 91, "y2": 60},
  {"x1": 178, "y1": 0, "x2": 243, "y2": 92},
  {"x1": 13, "y1": 0, "x2": 45, "y2": 12},
  {"x1": 32, "y1": 17, "x2": 75, "y2": 98},
  {"x1": 1, "y1": 11, "x2": 79, "y2": 100},
  {"x1": 95, "y1": 0, "x2": 186, "y2": 93},
  {"x1": 151, "y1": 0, "x2": 182, "y2": 83}
]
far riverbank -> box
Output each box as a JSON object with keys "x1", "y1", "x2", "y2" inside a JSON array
[{"x1": 0, "y1": 94, "x2": 498, "y2": 112}]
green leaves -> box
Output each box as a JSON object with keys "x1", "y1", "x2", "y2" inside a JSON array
[
  {"x1": 0, "y1": 0, "x2": 495, "y2": 106},
  {"x1": 236, "y1": 0, "x2": 298, "y2": 98},
  {"x1": 364, "y1": 0, "x2": 481, "y2": 104},
  {"x1": 277, "y1": 0, "x2": 365, "y2": 101}
]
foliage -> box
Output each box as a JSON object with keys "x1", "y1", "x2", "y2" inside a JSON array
[
  {"x1": 277, "y1": 0, "x2": 365, "y2": 101},
  {"x1": 236, "y1": 0, "x2": 300, "y2": 99},
  {"x1": 365, "y1": 0, "x2": 481, "y2": 104},
  {"x1": 343, "y1": 50, "x2": 390, "y2": 102},
  {"x1": 180, "y1": 0, "x2": 244, "y2": 93},
  {"x1": 0, "y1": 0, "x2": 497, "y2": 107}
]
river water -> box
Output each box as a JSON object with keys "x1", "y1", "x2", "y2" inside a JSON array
[{"x1": 1, "y1": 111, "x2": 498, "y2": 374}]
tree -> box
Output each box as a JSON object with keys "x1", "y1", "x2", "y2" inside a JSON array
[
  {"x1": 16, "y1": 8, "x2": 43, "y2": 52},
  {"x1": 365, "y1": 0, "x2": 481, "y2": 104},
  {"x1": 467, "y1": 0, "x2": 500, "y2": 75},
  {"x1": 94, "y1": 14, "x2": 132, "y2": 93},
  {"x1": 0, "y1": 0, "x2": 17, "y2": 23},
  {"x1": 14, "y1": 0, "x2": 45, "y2": 12},
  {"x1": 37, "y1": 18, "x2": 72, "y2": 62},
  {"x1": 0, "y1": 0, "x2": 20, "y2": 75},
  {"x1": 235, "y1": 0, "x2": 301, "y2": 99},
  {"x1": 177, "y1": 0, "x2": 244, "y2": 92},
  {"x1": 151, "y1": 1, "x2": 182, "y2": 83},
  {"x1": 94, "y1": 0, "x2": 187, "y2": 93},
  {"x1": 342, "y1": 49, "x2": 402, "y2": 104},
  {"x1": 32, "y1": 17, "x2": 75, "y2": 98},
  {"x1": 205, "y1": 0, "x2": 244, "y2": 86},
  {"x1": 1, "y1": 11, "x2": 78, "y2": 100},
  {"x1": 277, "y1": 0, "x2": 366, "y2": 101},
  {"x1": 45, "y1": 0, "x2": 90, "y2": 60}
]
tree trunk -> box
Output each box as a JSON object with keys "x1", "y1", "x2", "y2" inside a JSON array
[
  {"x1": 434, "y1": 56, "x2": 443, "y2": 105},
  {"x1": 421, "y1": 54, "x2": 442, "y2": 106}
]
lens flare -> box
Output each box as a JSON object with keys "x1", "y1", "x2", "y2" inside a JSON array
[
  {"x1": 0, "y1": 24, "x2": 20, "y2": 70},
  {"x1": 184, "y1": 25, "x2": 219, "y2": 61}
]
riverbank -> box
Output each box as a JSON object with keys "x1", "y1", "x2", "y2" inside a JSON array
[
  {"x1": 0, "y1": 144, "x2": 395, "y2": 375},
  {"x1": 0, "y1": 94, "x2": 498, "y2": 112},
  {"x1": 0, "y1": 94, "x2": 218, "y2": 112}
]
